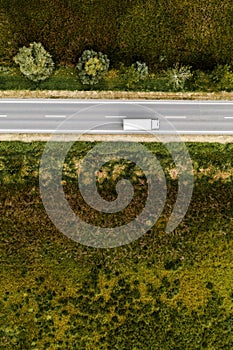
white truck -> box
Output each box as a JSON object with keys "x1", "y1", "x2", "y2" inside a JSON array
[{"x1": 123, "y1": 118, "x2": 160, "y2": 131}]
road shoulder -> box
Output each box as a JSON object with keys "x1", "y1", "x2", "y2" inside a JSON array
[{"x1": 0, "y1": 133, "x2": 232, "y2": 143}]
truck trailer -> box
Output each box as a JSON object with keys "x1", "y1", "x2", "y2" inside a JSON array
[{"x1": 123, "y1": 118, "x2": 160, "y2": 131}]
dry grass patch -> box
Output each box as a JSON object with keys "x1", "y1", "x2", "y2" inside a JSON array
[{"x1": 1, "y1": 90, "x2": 233, "y2": 100}]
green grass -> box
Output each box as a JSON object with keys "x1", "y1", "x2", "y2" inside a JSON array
[
  {"x1": 0, "y1": 65, "x2": 218, "y2": 92},
  {"x1": 0, "y1": 66, "x2": 84, "y2": 91},
  {"x1": 0, "y1": 141, "x2": 233, "y2": 349}
]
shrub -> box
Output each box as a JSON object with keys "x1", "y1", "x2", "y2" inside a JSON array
[
  {"x1": 76, "y1": 50, "x2": 110, "y2": 86},
  {"x1": 190, "y1": 70, "x2": 213, "y2": 92},
  {"x1": 211, "y1": 64, "x2": 230, "y2": 84},
  {"x1": 13, "y1": 42, "x2": 54, "y2": 83},
  {"x1": 220, "y1": 71, "x2": 233, "y2": 91},
  {"x1": 120, "y1": 61, "x2": 149, "y2": 89},
  {"x1": 135, "y1": 61, "x2": 149, "y2": 80},
  {"x1": 164, "y1": 64, "x2": 193, "y2": 91},
  {"x1": 211, "y1": 64, "x2": 233, "y2": 91}
]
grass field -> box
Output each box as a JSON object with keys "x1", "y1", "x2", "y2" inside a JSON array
[{"x1": 0, "y1": 141, "x2": 233, "y2": 349}]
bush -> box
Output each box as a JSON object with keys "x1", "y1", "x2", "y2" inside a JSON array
[
  {"x1": 13, "y1": 42, "x2": 54, "y2": 83},
  {"x1": 190, "y1": 70, "x2": 213, "y2": 92},
  {"x1": 135, "y1": 61, "x2": 149, "y2": 80},
  {"x1": 211, "y1": 64, "x2": 233, "y2": 91},
  {"x1": 164, "y1": 64, "x2": 193, "y2": 91},
  {"x1": 76, "y1": 50, "x2": 110, "y2": 86},
  {"x1": 120, "y1": 61, "x2": 149, "y2": 89}
]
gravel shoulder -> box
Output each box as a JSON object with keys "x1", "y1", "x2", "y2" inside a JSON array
[
  {"x1": 1, "y1": 90, "x2": 233, "y2": 100},
  {"x1": 0, "y1": 133, "x2": 232, "y2": 143}
]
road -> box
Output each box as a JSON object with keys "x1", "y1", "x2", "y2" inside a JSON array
[{"x1": 0, "y1": 99, "x2": 233, "y2": 134}]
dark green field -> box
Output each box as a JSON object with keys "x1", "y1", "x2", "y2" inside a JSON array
[
  {"x1": 1, "y1": 0, "x2": 233, "y2": 70},
  {"x1": 0, "y1": 142, "x2": 233, "y2": 349}
]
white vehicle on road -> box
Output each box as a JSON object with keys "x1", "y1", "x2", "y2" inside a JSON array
[{"x1": 123, "y1": 118, "x2": 160, "y2": 131}]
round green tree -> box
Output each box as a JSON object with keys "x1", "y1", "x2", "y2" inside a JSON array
[
  {"x1": 76, "y1": 50, "x2": 110, "y2": 86},
  {"x1": 13, "y1": 42, "x2": 54, "y2": 83}
]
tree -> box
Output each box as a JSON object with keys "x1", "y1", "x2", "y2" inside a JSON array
[
  {"x1": 13, "y1": 42, "x2": 54, "y2": 83},
  {"x1": 76, "y1": 49, "x2": 110, "y2": 86}
]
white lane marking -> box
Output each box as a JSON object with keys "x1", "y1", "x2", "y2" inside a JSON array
[
  {"x1": 44, "y1": 115, "x2": 66, "y2": 118},
  {"x1": 165, "y1": 116, "x2": 186, "y2": 119},
  {"x1": 1, "y1": 130, "x2": 233, "y2": 135},
  {"x1": 1, "y1": 99, "x2": 233, "y2": 104},
  {"x1": 224, "y1": 117, "x2": 233, "y2": 119},
  {"x1": 0, "y1": 114, "x2": 7, "y2": 117},
  {"x1": 105, "y1": 115, "x2": 127, "y2": 118}
]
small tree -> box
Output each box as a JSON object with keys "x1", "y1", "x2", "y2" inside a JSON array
[
  {"x1": 13, "y1": 42, "x2": 54, "y2": 83},
  {"x1": 165, "y1": 64, "x2": 192, "y2": 91},
  {"x1": 76, "y1": 50, "x2": 110, "y2": 86}
]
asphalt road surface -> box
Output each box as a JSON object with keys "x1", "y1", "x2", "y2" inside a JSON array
[{"x1": 0, "y1": 99, "x2": 233, "y2": 134}]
